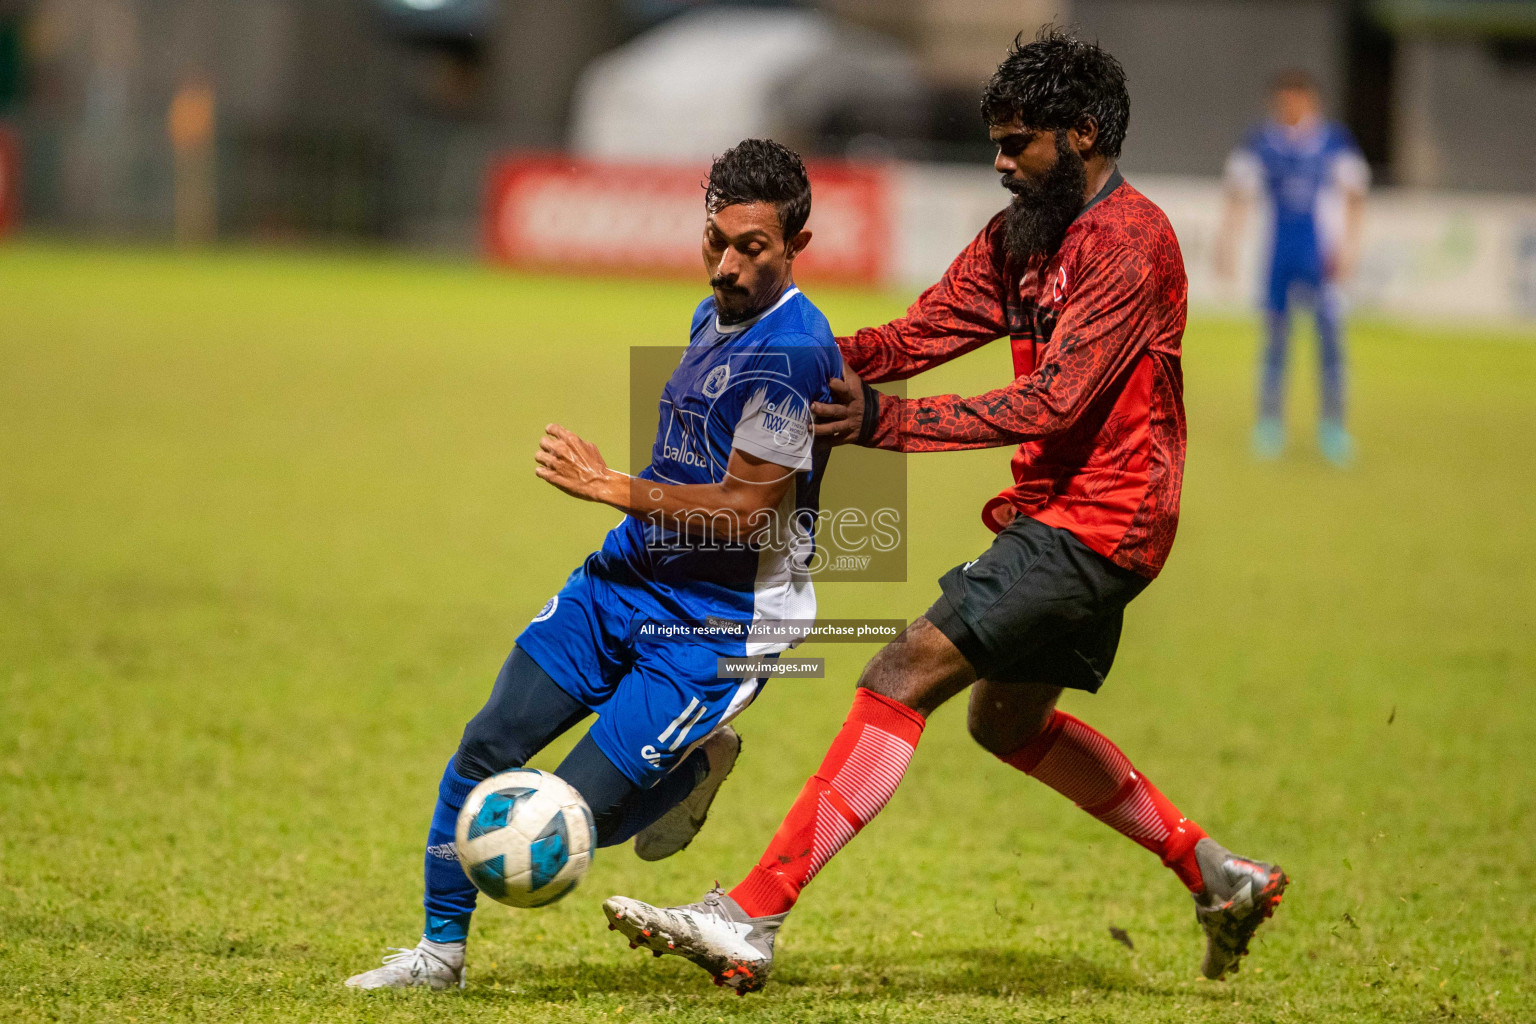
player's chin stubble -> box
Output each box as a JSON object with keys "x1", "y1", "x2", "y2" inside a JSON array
[
  {"x1": 711, "y1": 279, "x2": 755, "y2": 325},
  {"x1": 1003, "y1": 133, "x2": 1088, "y2": 265}
]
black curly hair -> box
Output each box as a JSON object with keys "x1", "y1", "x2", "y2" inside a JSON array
[
  {"x1": 981, "y1": 27, "x2": 1130, "y2": 159},
  {"x1": 704, "y1": 139, "x2": 812, "y2": 241}
]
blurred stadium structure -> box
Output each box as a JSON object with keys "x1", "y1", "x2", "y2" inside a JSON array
[{"x1": 3, "y1": 0, "x2": 1536, "y2": 317}]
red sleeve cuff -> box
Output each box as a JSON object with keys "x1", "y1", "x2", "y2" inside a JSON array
[{"x1": 864, "y1": 391, "x2": 905, "y2": 450}]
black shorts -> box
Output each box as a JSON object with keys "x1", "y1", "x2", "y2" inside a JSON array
[{"x1": 926, "y1": 515, "x2": 1151, "y2": 692}]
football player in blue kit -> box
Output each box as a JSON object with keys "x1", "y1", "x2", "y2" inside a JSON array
[
  {"x1": 346, "y1": 139, "x2": 842, "y2": 990},
  {"x1": 1215, "y1": 69, "x2": 1369, "y2": 465}
]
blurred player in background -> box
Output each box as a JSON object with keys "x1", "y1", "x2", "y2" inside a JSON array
[
  {"x1": 605, "y1": 30, "x2": 1287, "y2": 993},
  {"x1": 1214, "y1": 69, "x2": 1369, "y2": 465},
  {"x1": 346, "y1": 139, "x2": 840, "y2": 991}
]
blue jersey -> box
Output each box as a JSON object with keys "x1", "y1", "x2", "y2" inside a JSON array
[
  {"x1": 1226, "y1": 119, "x2": 1368, "y2": 276},
  {"x1": 509, "y1": 285, "x2": 839, "y2": 789},
  {"x1": 590, "y1": 285, "x2": 841, "y2": 641}
]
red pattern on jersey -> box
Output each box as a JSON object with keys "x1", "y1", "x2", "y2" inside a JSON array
[{"x1": 839, "y1": 178, "x2": 1187, "y2": 577}]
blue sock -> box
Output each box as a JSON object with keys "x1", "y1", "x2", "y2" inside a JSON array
[
  {"x1": 594, "y1": 745, "x2": 710, "y2": 847},
  {"x1": 422, "y1": 758, "x2": 479, "y2": 943},
  {"x1": 1260, "y1": 309, "x2": 1290, "y2": 421}
]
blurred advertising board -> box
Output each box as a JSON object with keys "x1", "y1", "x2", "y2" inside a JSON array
[
  {"x1": 0, "y1": 125, "x2": 16, "y2": 236},
  {"x1": 486, "y1": 155, "x2": 1536, "y2": 323},
  {"x1": 1136, "y1": 176, "x2": 1536, "y2": 324},
  {"x1": 485, "y1": 156, "x2": 890, "y2": 286},
  {"x1": 890, "y1": 165, "x2": 1536, "y2": 324}
]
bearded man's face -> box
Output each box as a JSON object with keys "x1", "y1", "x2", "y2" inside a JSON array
[{"x1": 1001, "y1": 129, "x2": 1089, "y2": 264}]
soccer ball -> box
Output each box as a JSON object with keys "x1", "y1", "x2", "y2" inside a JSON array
[{"x1": 455, "y1": 768, "x2": 596, "y2": 908}]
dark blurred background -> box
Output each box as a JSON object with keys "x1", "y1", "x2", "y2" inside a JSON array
[{"x1": 3, "y1": 0, "x2": 1534, "y2": 248}]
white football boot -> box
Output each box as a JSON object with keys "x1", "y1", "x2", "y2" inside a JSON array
[
  {"x1": 603, "y1": 887, "x2": 785, "y2": 994},
  {"x1": 633, "y1": 725, "x2": 741, "y2": 862},
  {"x1": 344, "y1": 938, "x2": 465, "y2": 990},
  {"x1": 1192, "y1": 837, "x2": 1289, "y2": 979}
]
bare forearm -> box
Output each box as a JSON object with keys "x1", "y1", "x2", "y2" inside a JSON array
[
  {"x1": 536, "y1": 422, "x2": 794, "y2": 545},
  {"x1": 592, "y1": 471, "x2": 780, "y2": 542},
  {"x1": 596, "y1": 473, "x2": 754, "y2": 521},
  {"x1": 1342, "y1": 194, "x2": 1365, "y2": 257},
  {"x1": 1222, "y1": 192, "x2": 1248, "y2": 237}
]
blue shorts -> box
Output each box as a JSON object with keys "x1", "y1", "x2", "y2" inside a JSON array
[
  {"x1": 513, "y1": 561, "x2": 768, "y2": 788},
  {"x1": 1266, "y1": 261, "x2": 1331, "y2": 314}
]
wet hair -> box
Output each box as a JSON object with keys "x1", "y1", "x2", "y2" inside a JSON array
[
  {"x1": 703, "y1": 138, "x2": 812, "y2": 241},
  {"x1": 981, "y1": 27, "x2": 1130, "y2": 159}
]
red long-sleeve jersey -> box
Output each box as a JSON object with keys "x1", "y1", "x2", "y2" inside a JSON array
[{"x1": 840, "y1": 173, "x2": 1188, "y2": 578}]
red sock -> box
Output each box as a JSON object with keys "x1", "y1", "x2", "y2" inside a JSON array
[
  {"x1": 730, "y1": 688, "x2": 925, "y2": 918},
  {"x1": 1001, "y1": 710, "x2": 1207, "y2": 892}
]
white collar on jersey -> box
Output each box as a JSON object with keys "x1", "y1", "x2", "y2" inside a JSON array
[{"x1": 714, "y1": 285, "x2": 800, "y2": 335}]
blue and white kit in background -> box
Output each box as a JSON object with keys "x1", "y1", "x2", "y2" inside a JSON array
[
  {"x1": 1225, "y1": 119, "x2": 1369, "y2": 422},
  {"x1": 1225, "y1": 118, "x2": 1369, "y2": 313},
  {"x1": 516, "y1": 285, "x2": 841, "y2": 786}
]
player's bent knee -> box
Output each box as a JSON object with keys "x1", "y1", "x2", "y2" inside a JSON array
[
  {"x1": 453, "y1": 645, "x2": 591, "y2": 781},
  {"x1": 966, "y1": 708, "x2": 1048, "y2": 756},
  {"x1": 966, "y1": 710, "x2": 1012, "y2": 755},
  {"x1": 452, "y1": 729, "x2": 505, "y2": 783},
  {"x1": 856, "y1": 616, "x2": 975, "y2": 716},
  {"x1": 965, "y1": 679, "x2": 1061, "y2": 757}
]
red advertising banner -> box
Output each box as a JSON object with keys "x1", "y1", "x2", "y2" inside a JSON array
[
  {"x1": 0, "y1": 126, "x2": 16, "y2": 237},
  {"x1": 486, "y1": 155, "x2": 890, "y2": 286}
]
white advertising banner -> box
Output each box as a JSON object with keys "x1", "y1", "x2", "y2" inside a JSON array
[{"x1": 890, "y1": 165, "x2": 1536, "y2": 324}]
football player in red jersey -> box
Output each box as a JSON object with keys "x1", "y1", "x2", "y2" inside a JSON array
[{"x1": 604, "y1": 29, "x2": 1287, "y2": 992}]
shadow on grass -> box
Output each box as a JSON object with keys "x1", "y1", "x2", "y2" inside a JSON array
[
  {"x1": 469, "y1": 943, "x2": 1170, "y2": 1006},
  {"x1": 823, "y1": 945, "x2": 1164, "y2": 999}
]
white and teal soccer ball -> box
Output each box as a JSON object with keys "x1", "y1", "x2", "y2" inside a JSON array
[{"x1": 455, "y1": 768, "x2": 595, "y2": 908}]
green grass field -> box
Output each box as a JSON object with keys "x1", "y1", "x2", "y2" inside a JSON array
[{"x1": 2, "y1": 242, "x2": 1532, "y2": 1023}]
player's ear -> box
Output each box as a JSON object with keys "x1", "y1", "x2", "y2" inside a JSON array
[
  {"x1": 1073, "y1": 117, "x2": 1099, "y2": 157},
  {"x1": 786, "y1": 228, "x2": 812, "y2": 261}
]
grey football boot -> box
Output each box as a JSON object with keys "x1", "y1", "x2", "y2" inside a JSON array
[
  {"x1": 1192, "y1": 837, "x2": 1289, "y2": 979},
  {"x1": 634, "y1": 726, "x2": 741, "y2": 861},
  {"x1": 603, "y1": 888, "x2": 786, "y2": 994},
  {"x1": 344, "y1": 939, "x2": 465, "y2": 990}
]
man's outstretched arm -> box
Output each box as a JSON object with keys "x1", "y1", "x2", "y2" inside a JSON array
[
  {"x1": 534, "y1": 424, "x2": 793, "y2": 542},
  {"x1": 855, "y1": 244, "x2": 1159, "y2": 452},
  {"x1": 838, "y1": 216, "x2": 1011, "y2": 384}
]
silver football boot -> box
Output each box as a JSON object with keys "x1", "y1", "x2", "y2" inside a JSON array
[
  {"x1": 603, "y1": 887, "x2": 786, "y2": 994},
  {"x1": 1192, "y1": 837, "x2": 1289, "y2": 979},
  {"x1": 344, "y1": 939, "x2": 465, "y2": 990},
  {"x1": 634, "y1": 726, "x2": 741, "y2": 861}
]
